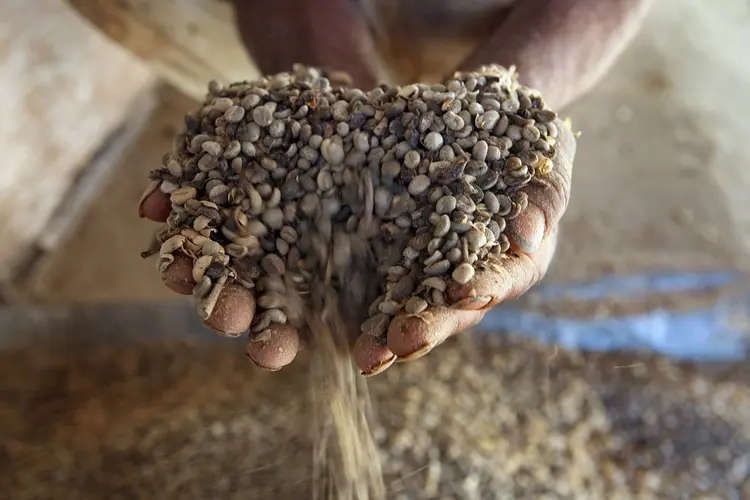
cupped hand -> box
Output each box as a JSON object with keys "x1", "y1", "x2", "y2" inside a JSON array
[
  {"x1": 353, "y1": 120, "x2": 575, "y2": 375},
  {"x1": 138, "y1": 0, "x2": 582, "y2": 375},
  {"x1": 140, "y1": 0, "x2": 380, "y2": 371},
  {"x1": 140, "y1": 120, "x2": 575, "y2": 374}
]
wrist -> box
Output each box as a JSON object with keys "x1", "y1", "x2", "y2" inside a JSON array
[{"x1": 459, "y1": 0, "x2": 652, "y2": 109}]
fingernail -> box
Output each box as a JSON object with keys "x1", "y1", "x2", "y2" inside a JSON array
[
  {"x1": 451, "y1": 295, "x2": 493, "y2": 311},
  {"x1": 398, "y1": 341, "x2": 435, "y2": 361},
  {"x1": 139, "y1": 187, "x2": 172, "y2": 222},
  {"x1": 507, "y1": 203, "x2": 545, "y2": 253},
  {"x1": 361, "y1": 356, "x2": 396, "y2": 376},
  {"x1": 445, "y1": 281, "x2": 477, "y2": 303},
  {"x1": 354, "y1": 334, "x2": 396, "y2": 376}
]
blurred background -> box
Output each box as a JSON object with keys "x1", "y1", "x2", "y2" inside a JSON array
[{"x1": 1, "y1": 0, "x2": 749, "y2": 498}]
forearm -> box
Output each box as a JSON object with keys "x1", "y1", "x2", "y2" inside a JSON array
[
  {"x1": 231, "y1": 0, "x2": 378, "y2": 88},
  {"x1": 459, "y1": 0, "x2": 652, "y2": 109}
]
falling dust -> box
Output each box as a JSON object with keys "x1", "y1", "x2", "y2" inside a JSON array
[
  {"x1": 285, "y1": 236, "x2": 386, "y2": 500},
  {"x1": 306, "y1": 290, "x2": 385, "y2": 500}
]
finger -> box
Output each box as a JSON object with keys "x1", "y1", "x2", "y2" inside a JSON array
[
  {"x1": 160, "y1": 254, "x2": 259, "y2": 337},
  {"x1": 352, "y1": 333, "x2": 397, "y2": 376},
  {"x1": 204, "y1": 284, "x2": 256, "y2": 338},
  {"x1": 161, "y1": 253, "x2": 300, "y2": 370},
  {"x1": 386, "y1": 307, "x2": 488, "y2": 359},
  {"x1": 152, "y1": 189, "x2": 299, "y2": 371},
  {"x1": 447, "y1": 226, "x2": 559, "y2": 308},
  {"x1": 381, "y1": 227, "x2": 559, "y2": 361},
  {"x1": 231, "y1": 0, "x2": 378, "y2": 88},
  {"x1": 139, "y1": 188, "x2": 171, "y2": 223},
  {"x1": 161, "y1": 253, "x2": 196, "y2": 295},
  {"x1": 246, "y1": 324, "x2": 301, "y2": 371},
  {"x1": 507, "y1": 120, "x2": 575, "y2": 253}
]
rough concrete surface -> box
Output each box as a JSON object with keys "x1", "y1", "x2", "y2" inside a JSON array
[
  {"x1": 0, "y1": 0, "x2": 155, "y2": 283},
  {"x1": 547, "y1": 0, "x2": 750, "y2": 282}
]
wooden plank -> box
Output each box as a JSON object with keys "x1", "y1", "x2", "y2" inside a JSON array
[
  {"x1": 14, "y1": 86, "x2": 200, "y2": 304},
  {"x1": 0, "y1": 0, "x2": 155, "y2": 284},
  {"x1": 67, "y1": 0, "x2": 262, "y2": 100},
  {"x1": 66, "y1": 0, "x2": 427, "y2": 96}
]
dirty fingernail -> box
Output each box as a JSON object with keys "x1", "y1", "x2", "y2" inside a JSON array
[
  {"x1": 396, "y1": 342, "x2": 435, "y2": 361},
  {"x1": 451, "y1": 295, "x2": 493, "y2": 311},
  {"x1": 353, "y1": 334, "x2": 396, "y2": 376}
]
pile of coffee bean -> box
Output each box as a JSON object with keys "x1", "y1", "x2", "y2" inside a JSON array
[{"x1": 140, "y1": 64, "x2": 560, "y2": 344}]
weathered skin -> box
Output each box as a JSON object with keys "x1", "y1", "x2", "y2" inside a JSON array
[{"x1": 140, "y1": 0, "x2": 652, "y2": 374}]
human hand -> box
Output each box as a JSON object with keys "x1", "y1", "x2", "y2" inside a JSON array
[
  {"x1": 139, "y1": 116, "x2": 575, "y2": 375},
  {"x1": 346, "y1": 0, "x2": 647, "y2": 374},
  {"x1": 138, "y1": 0, "x2": 649, "y2": 375},
  {"x1": 352, "y1": 120, "x2": 574, "y2": 375}
]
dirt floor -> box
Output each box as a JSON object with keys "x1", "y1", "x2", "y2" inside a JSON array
[{"x1": 1, "y1": 331, "x2": 749, "y2": 499}]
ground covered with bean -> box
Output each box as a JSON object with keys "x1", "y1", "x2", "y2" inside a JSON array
[{"x1": 3, "y1": 334, "x2": 749, "y2": 499}]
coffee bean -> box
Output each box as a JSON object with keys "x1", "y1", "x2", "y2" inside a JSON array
[
  {"x1": 404, "y1": 296, "x2": 428, "y2": 314},
  {"x1": 433, "y1": 214, "x2": 451, "y2": 237},
  {"x1": 408, "y1": 175, "x2": 431, "y2": 196},
  {"x1": 202, "y1": 141, "x2": 222, "y2": 157},
  {"x1": 403, "y1": 150, "x2": 421, "y2": 169},
  {"x1": 452, "y1": 263, "x2": 475, "y2": 284},
  {"x1": 420, "y1": 276, "x2": 446, "y2": 292},
  {"x1": 224, "y1": 105, "x2": 245, "y2": 123},
  {"x1": 391, "y1": 275, "x2": 415, "y2": 301},
  {"x1": 213, "y1": 97, "x2": 234, "y2": 112},
  {"x1": 436, "y1": 195, "x2": 457, "y2": 214},
  {"x1": 423, "y1": 131, "x2": 444, "y2": 151},
  {"x1": 261, "y1": 208, "x2": 284, "y2": 230},
  {"x1": 484, "y1": 191, "x2": 501, "y2": 214},
  {"x1": 472, "y1": 140, "x2": 489, "y2": 162},
  {"x1": 424, "y1": 259, "x2": 450, "y2": 276},
  {"x1": 252, "y1": 105, "x2": 274, "y2": 127},
  {"x1": 379, "y1": 299, "x2": 402, "y2": 315},
  {"x1": 443, "y1": 111, "x2": 465, "y2": 131},
  {"x1": 321, "y1": 138, "x2": 345, "y2": 165},
  {"x1": 477, "y1": 110, "x2": 500, "y2": 131}
]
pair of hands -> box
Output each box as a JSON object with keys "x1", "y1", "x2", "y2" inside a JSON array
[{"x1": 141, "y1": 0, "x2": 649, "y2": 374}]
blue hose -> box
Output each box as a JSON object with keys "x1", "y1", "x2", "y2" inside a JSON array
[{"x1": 477, "y1": 270, "x2": 750, "y2": 361}]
